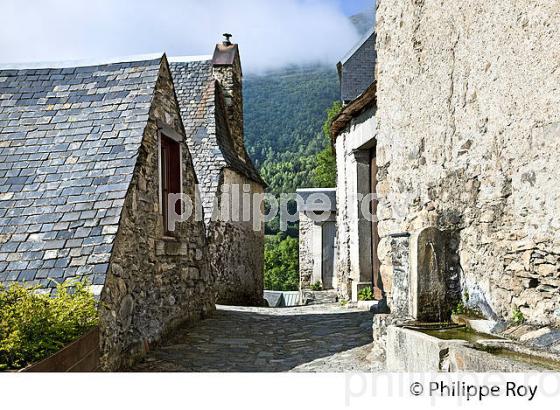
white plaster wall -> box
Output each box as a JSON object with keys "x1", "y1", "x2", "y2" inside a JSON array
[{"x1": 335, "y1": 107, "x2": 377, "y2": 299}]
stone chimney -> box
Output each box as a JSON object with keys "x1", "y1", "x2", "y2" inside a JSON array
[{"x1": 212, "y1": 33, "x2": 246, "y2": 162}]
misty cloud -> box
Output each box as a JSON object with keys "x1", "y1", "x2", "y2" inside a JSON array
[{"x1": 0, "y1": 0, "x2": 361, "y2": 73}]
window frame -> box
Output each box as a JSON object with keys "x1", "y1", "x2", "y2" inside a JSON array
[{"x1": 157, "y1": 123, "x2": 184, "y2": 236}]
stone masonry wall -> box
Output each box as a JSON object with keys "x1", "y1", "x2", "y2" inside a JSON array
[
  {"x1": 213, "y1": 57, "x2": 245, "y2": 162},
  {"x1": 375, "y1": 0, "x2": 560, "y2": 325},
  {"x1": 299, "y1": 212, "x2": 314, "y2": 289},
  {"x1": 98, "y1": 59, "x2": 214, "y2": 370},
  {"x1": 208, "y1": 168, "x2": 264, "y2": 306}
]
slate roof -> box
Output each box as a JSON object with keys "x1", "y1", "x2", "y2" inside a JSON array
[
  {"x1": 337, "y1": 28, "x2": 377, "y2": 103},
  {"x1": 169, "y1": 58, "x2": 264, "y2": 222},
  {"x1": 0, "y1": 55, "x2": 163, "y2": 291}
]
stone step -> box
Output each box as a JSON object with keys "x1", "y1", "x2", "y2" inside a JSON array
[{"x1": 302, "y1": 290, "x2": 338, "y2": 305}]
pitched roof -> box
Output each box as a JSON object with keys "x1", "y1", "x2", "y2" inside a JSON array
[
  {"x1": 338, "y1": 27, "x2": 375, "y2": 66},
  {"x1": 331, "y1": 81, "x2": 377, "y2": 141},
  {"x1": 0, "y1": 55, "x2": 163, "y2": 291},
  {"x1": 169, "y1": 58, "x2": 264, "y2": 222},
  {"x1": 337, "y1": 28, "x2": 376, "y2": 104}
]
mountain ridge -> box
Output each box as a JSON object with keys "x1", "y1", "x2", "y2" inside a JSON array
[{"x1": 243, "y1": 8, "x2": 375, "y2": 194}]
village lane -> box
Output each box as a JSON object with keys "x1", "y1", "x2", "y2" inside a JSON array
[{"x1": 130, "y1": 304, "x2": 374, "y2": 372}]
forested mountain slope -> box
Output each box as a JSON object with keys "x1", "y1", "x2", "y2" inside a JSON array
[
  {"x1": 244, "y1": 66, "x2": 338, "y2": 194},
  {"x1": 243, "y1": 8, "x2": 375, "y2": 195}
]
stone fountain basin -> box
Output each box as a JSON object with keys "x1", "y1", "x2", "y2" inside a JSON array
[
  {"x1": 451, "y1": 313, "x2": 508, "y2": 335},
  {"x1": 386, "y1": 325, "x2": 560, "y2": 372}
]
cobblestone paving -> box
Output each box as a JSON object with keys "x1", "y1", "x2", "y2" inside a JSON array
[{"x1": 131, "y1": 304, "x2": 374, "y2": 372}]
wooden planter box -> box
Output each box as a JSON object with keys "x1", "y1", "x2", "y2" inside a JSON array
[{"x1": 20, "y1": 327, "x2": 100, "y2": 372}]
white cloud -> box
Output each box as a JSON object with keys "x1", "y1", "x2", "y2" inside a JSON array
[{"x1": 0, "y1": 0, "x2": 360, "y2": 73}]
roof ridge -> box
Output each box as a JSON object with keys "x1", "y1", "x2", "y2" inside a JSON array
[
  {"x1": 338, "y1": 27, "x2": 375, "y2": 66},
  {"x1": 168, "y1": 55, "x2": 213, "y2": 63},
  {"x1": 0, "y1": 53, "x2": 164, "y2": 70}
]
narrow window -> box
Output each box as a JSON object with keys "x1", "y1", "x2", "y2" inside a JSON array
[{"x1": 160, "y1": 134, "x2": 181, "y2": 234}]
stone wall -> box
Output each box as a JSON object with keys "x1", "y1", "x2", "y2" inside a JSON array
[
  {"x1": 98, "y1": 59, "x2": 214, "y2": 370},
  {"x1": 375, "y1": 0, "x2": 560, "y2": 325},
  {"x1": 213, "y1": 52, "x2": 245, "y2": 161},
  {"x1": 299, "y1": 212, "x2": 314, "y2": 289},
  {"x1": 384, "y1": 234, "x2": 410, "y2": 318},
  {"x1": 208, "y1": 168, "x2": 264, "y2": 306}
]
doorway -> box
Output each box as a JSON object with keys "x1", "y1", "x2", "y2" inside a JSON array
[
  {"x1": 321, "y1": 221, "x2": 336, "y2": 289},
  {"x1": 369, "y1": 147, "x2": 382, "y2": 300}
]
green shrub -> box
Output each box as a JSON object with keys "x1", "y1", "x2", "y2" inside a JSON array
[
  {"x1": 310, "y1": 281, "x2": 322, "y2": 291},
  {"x1": 452, "y1": 301, "x2": 466, "y2": 315},
  {"x1": 511, "y1": 308, "x2": 526, "y2": 326},
  {"x1": 357, "y1": 286, "x2": 374, "y2": 301},
  {"x1": 463, "y1": 290, "x2": 470, "y2": 304},
  {"x1": 0, "y1": 280, "x2": 98, "y2": 371},
  {"x1": 264, "y1": 234, "x2": 299, "y2": 291}
]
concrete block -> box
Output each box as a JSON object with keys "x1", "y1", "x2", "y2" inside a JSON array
[{"x1": 263, "y1": 291, "x2": 283, "y2": 308}]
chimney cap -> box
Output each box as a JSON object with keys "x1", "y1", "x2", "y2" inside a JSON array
[{"x1": 223, "y1": 33, "x2": 233, "y2": 46}]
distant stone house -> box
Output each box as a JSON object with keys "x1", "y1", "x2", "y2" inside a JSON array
[
  {"x1": 169, "y1": 38, "x2": 265, "y2": 306},
  {"x1": 297, "y1": 188, "x2": 337, "y2": 291},
  {"x1": 331, "y1": 28, "x2": 379, "y2": 302}
]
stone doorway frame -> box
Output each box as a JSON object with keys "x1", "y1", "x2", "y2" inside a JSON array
[{"x1": 351, "y1": 140, "x2": 383, "y2": 301}]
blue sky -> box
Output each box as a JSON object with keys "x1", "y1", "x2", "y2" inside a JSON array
[
  {"x1": 339, "y1": 0, "x2": 374, "y2": 16},
  {"x1": 0, "y1": 0, "x2": 372, "y2": 72}
]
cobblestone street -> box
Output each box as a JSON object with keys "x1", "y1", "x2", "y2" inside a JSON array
[{"x1": 131, "y1": 304, "x2": 374, "y2": 372}]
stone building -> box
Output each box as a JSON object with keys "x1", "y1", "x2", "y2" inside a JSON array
[
  {"x1": 297, "y1": 188, "x2": 337, "y2": 291},
  {"x1": 373, "y1": 0, "x2": 560, "y2": 326},
  {"x1": 331, "y1": 27, "x2": 379, "y2": 302},
  {"x1": 0, "y1": 54, "x2": 213, "y2": 370},
  {"x1": 170, "y1": 37, "x2": 265, "y2": 306}
]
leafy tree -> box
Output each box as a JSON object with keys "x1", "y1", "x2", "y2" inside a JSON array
[
  {"x1": 264, "y1": 234, "x2": 299, "y2": 291},
  {"x1": 313, "y1": 101, "x2": 341, "y2": 187}
]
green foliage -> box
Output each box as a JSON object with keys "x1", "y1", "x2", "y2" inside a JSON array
[
  {"x1": 0, "y1": 281, "x2": 98, "y2": 370},
  {"x1": 263, "y1": 198, "x2": 298, "y2": 238},
  {"x1": 452, "y1": 296, "x2": 484, "y2": 319},
  {"x1": 357, "y1": 287, "x2": 374, "y2": 301},
  {"x1": 339, "y1": 299, "x2": 348, "y2": 307},
  {"x1": 452, "y1": 301, "x2": 466, "y2": 315},
  {"x1": 321, "y1": 101, "x2": 343, "y2": 144},
  {"x1": 310, "y1": 282, "x2": 323, "y2": 291},
  {"x1": 313, "y1": 147, "x2": 336, "y2": 188},
  {"x1": 259, "y1": 155, "x2": 317, "y2": 196},
  {"x1": 312, "y1": 101, "x2": 341, "y2": 187},
  {"x1": 511, "y1": 308, "x2": 526, "y2": 325},
  {"x1": 264, "y1": 234, "x2": 299, "y2": 291}
]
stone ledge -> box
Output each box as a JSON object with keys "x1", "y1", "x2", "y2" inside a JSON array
[{"x1": 386, "y1": 325, "x2": 560, "y2": 372}]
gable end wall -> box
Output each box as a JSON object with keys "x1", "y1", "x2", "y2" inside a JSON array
[{"x1": 99, "y1": 60, "x2": 214, "y2": 370}]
